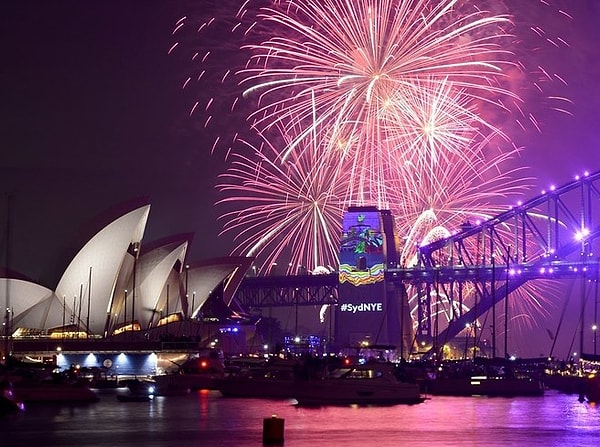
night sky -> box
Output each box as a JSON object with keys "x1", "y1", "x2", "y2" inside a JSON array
[
  {"x1": 1, "y1": 1, "x2": 231, "y2": 286},
  {"x1": 1, "y1": 0, "x2": 600, "y2": 301}
]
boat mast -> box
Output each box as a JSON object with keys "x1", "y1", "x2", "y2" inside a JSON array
[
  {"x1": 579, "y1": 261, "x2": 586, "y2": 360},
  {"x1": 3, "y1": 194, "x2": 12, "y2": 361},
  {"x1": 594, "y1": 270, "x2": 599, "y2": 356},
  {"x1": 491, "y1": 252, "x2": 496, "y2": 358},
  {"x1": 86, "y1": 266, "x2": 92, "y2": 337},
  {"x1": 504, "y1": 246, "x2": 510, "y2": 359}
]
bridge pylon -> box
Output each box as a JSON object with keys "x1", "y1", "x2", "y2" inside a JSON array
[{"x1": 336, "y1": 206, "x2": 413, "y2": 359}]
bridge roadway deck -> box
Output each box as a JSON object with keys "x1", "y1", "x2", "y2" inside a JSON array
[{"x1": 234, "y1": 259, "x2": 600, "y2": 308}]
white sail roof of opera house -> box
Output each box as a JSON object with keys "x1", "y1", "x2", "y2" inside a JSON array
[
  {"x1": 187, "y1": 257, "x2": 254, "y2": 318},
  {"x1": 0, "y1": 276, "x2": 60, "y2": 331},
  {"x1": 123, "y1": 234, "x2": 191, "y2": 332},
  {"x1": 54, "y1": 201, "x2": 150, "y2": 336}
]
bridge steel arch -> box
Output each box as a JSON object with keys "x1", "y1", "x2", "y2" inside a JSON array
[{"x1": 392, "y1": 170, "x2": 600, "y2": 356}]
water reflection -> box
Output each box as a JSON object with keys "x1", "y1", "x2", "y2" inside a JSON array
[{"x1": 2, "y1": 390, "x2": 600, "y2": 447}]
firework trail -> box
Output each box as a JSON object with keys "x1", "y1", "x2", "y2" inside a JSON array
[
  {"x1": 176, "y1": 0, "x2": 571, "y2": 343},
  {"x1": 392, "y1": 139, "x2": 530, "y2": 267},
  {"x1": 237, "y1": 0, "x2": 524, "y2": 207},
  {"x1": 389, "y1": 135, "x2": 558, "y2": 335},
  {"x1": 216, "y1": 121, "x2": 349, "y2": 274},
  {"x1": 173, "y1": 0, "x2": 570, "y2": 202},
  {"x1": 169, "y1": 0, "x2": 267, "y2": 155}
]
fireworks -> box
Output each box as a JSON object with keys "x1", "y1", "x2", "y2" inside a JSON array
[
  {"x1": 175, "y1": 0, "x2": 570, "y2": 209},
  {"x1": 217, "y1": 121, "x2": 348, "y2": 274},
  {"x1": 176, "y1": 0, "x2": 571, "y2": 343},
  {"x1": 238, "y1": 0, "x2": 520, "y2": 206},
  {"x1": 194, "y1": 0, "x2": 570, "y2": 264}
]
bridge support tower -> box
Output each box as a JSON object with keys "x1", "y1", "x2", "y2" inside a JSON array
[{"x1": 336, "y1": 207, "x2": 413, "y2": 359}]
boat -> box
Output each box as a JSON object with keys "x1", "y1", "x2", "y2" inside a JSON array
[
  {"x1": 121, "y1": 377, "x2": 157, "y2": 396},
  {"x1": 151, "y1": 374, "x2": 192, "y2": 396},
  {"x1": 11, "y1": 378, "x2": 100, "y2": 404},
  {"x1": 116, "y1": 378, "x2": 156, "y2": 401},
  {"x1": 79, "y1": 367, "x2": 122, "y2": 389},
  {"x1": 153, "y1": 350, "x2": 225, "y2": 395},
  {"x1": 217, "y1": 368, "x2": 295, "y2": 399},
  {"x1": 426, "y1": 374, "x2": 544, "y2": 397},
  {"x1": 576, "y1": 354, "x2": 600, "y2": 403},
  {"x1": 292, "y1": 362, "x2": 425, "y2": 406},
  {"x1": 216, "y1": 359, "x2": 298, "y2": 399},
  {"x1": 424, "y1": 358, "x2": 544, "y2": 397},
  {"x1": 4, "y1": 360, "x2": 99, "y2": 404},
  {"x1": 544, "y1": 359, "x2": 587, "y2": 396},
  {"x1": 116, "y1": 393, "x2": 153, "y2": 402}
]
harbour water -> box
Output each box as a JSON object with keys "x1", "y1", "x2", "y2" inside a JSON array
[{"x1": 2, "y1": 389, "x2": 600, "y2": 446}]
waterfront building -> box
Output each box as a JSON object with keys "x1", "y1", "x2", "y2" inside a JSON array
[{"x1": 1, "y1": 199, "x2": 256, "y2": 367}]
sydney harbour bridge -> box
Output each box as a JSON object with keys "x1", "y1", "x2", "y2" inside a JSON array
[{"x1": 232, "y1": 170, "x2": 600, "y2": 358}]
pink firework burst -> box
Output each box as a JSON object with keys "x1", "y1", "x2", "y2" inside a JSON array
[
  {"x1": 217, "y1": 121, "x2": 350, "y2": 274},
  {"x1": 178, "y1": 0, "x2": 572, "y2": 343}
]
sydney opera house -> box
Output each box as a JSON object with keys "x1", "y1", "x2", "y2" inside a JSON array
[{"x1": 1, "y1": 199, "x2": 257, "y2": 374}]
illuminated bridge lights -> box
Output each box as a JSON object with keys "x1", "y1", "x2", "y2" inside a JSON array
[{"x1": 576, "y1": 228, "x2": 590, "y2": 241}]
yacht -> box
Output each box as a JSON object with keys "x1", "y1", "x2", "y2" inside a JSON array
[
  {"x1": 423, "y1": 358, "x2": 544, "y2": 397},
  {"x1": 216, "y1": 357, "x2": 300, "y2": 399},
  {"x1": 152, "y1": 350, "x2": 225, "y2": 395},
  {"x1": 292, "y1": 362, "x2": 425, "y2": 406},
  {"x1": 5, "y1": 358, "x2": 99, "y2": 404}
]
